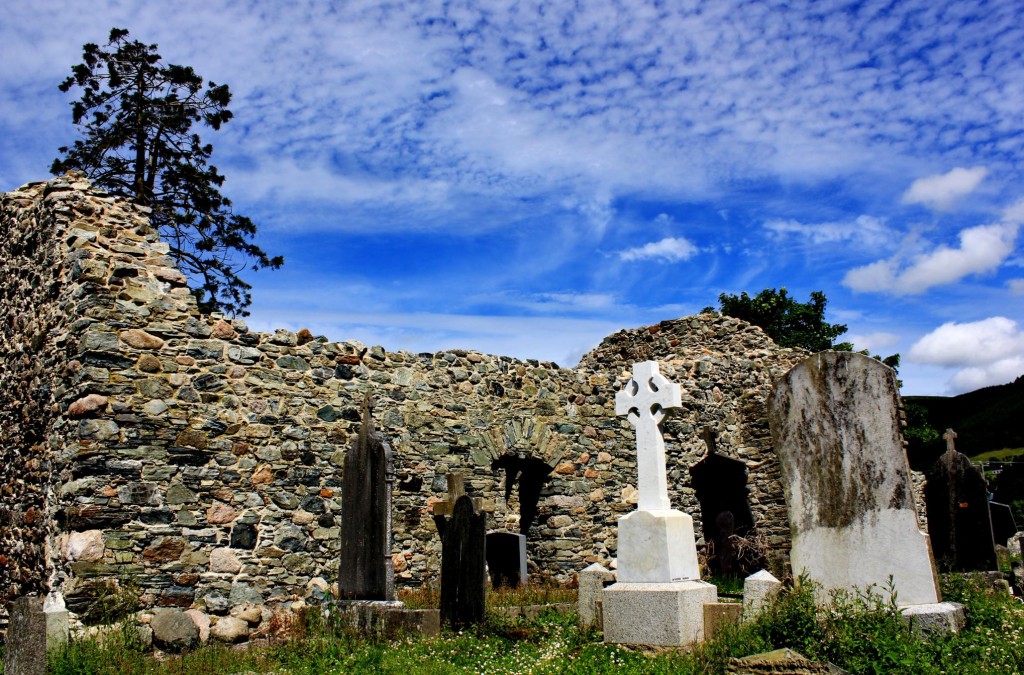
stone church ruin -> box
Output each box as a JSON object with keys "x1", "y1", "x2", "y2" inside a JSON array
[{"x1": 1, "y1": 174, "x2": 847, "y2": 637}]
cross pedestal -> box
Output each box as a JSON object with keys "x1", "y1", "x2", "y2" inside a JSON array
[{"x1": 603, "y1": 361, "x2": 716, "y2": 647}]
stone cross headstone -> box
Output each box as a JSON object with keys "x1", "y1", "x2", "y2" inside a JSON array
[
  {"x1": 602, "y1": 360, "x2": 716, "y2": 647},
  {"x1": 615, "y1": 360, "x2": 680, "y2": 511},
  {"x1": 432, "y1": 473, "x2": 491, "y2": 538},
  {"x1": 769, "y1": 352, "x2": 940, "y2": 606},
  {"x1": 338, "y1": 395, "x2": 396, "y2": 601},
  {"x1": 924, "y1": 428, "x2": 998, "y2": 572},
  {"x1": 612, "y1": 361, "x2": 699, "y2": 583},
  {"x1": 440, "y1": 495, "x2": 486, "y2": 630}
]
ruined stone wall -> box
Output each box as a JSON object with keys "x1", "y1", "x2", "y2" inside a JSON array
[{"x1": 0, "y1": 176, "x2": 808, "y2": 636}]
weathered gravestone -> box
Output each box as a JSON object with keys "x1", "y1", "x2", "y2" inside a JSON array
[
  {"x1": 2, "y1": 592, "x2": 70, "y2": 675},
  {"x1": 339, "y1": 395, "x2": 395, "y2": 601},
  {"x1": 925, "y1": 429, "x2": 998, "y2": 572},
  {"x1": 3, "y1": 596, "x2": 46, "y2": 675},
  {"x1": 440, "y1": 495, "x2": 487, "y2": 630},
  {"x1": 602, "y1": 361, "x2": 717, "y2": 646},
  {"x1": 769, "y1": 352, "x2": 940, "y2": 606}
]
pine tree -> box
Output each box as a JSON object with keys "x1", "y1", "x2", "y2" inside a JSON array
[{"x1": 51, "y1": 28, "x2": 282, "y2": 316}]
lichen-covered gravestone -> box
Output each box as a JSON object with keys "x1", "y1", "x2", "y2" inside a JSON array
[
  {"x1": 338, "y1": 396, "x2": 395, "y2": 601},
  {"x1": 440, "y1": 495, "x2": 487, "y2": 630},
  {"x1": 769, "y1": 352, "x2": 939, "y2": 605}
]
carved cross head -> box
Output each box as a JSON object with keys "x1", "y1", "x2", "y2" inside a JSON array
[{"x1": 615, "y1": 361, "x2": 682, "y2": 428}]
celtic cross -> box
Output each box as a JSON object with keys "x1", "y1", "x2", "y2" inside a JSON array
[{"x1": 615, "y1": 361, "x2": 681, "y2": 511}]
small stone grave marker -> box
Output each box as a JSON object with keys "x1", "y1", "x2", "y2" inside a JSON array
[
  {"x1": 440, "y1": 495, "x2": 487, "y2": 630},
  {"x1": 3, "y1": 595, "x2": 46, "y2": 675}
]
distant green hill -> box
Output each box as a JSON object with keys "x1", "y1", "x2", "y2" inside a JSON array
[{"x1": 903, "y1": 374, "x2": 1024, "y2": 471}]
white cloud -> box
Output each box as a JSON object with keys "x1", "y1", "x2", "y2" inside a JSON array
[
  {"x1": 764, "y1": 214, "x2": 891, "y2": 247},
  {"x1": 1002, "y1": 199, "x2": 1024, "y2": 225},
  {"x1": 844, "y1": 331, "x2": 900, "y2": 351},
  {"x1": 908, "y1": 317, "x2": 1024, "y2": 392},
  {"x1": 1009, "y1": 279, "x2": 1024, "y2": 295},
  {"x1": 619, "y1": 237, "x2": 698, "y2": 263},
  {"x1": 843, "y1": 222, "x2": 1020, "y2": 294},
  {"x1": 948, "y1": 358, "x2": 1024, "y2": 393},
  {"x1": 908, "y1": 317, "x2": 1023, "y2": 367},
  {"x1": 901, "y1": 167, "x2": 988, "y2": 211}
]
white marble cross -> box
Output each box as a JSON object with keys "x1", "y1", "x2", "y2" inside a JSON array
[{"x1": 615, "y1": 361, "x2": 681, "y2": 511}]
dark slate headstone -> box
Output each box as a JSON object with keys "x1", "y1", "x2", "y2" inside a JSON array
[
  {"x1": 440, "y1": 495, "x2": 487, "y2": 630},
  {"x1": 485, "y1": 531, "x2": 527, "y2": 588},
  {"x1": 338, "y1": 396, "x2": 395, "y2": 601},
  {"x1": 925, "y1": 430, "x2": 998, "y2": 572},
  {"x1": 2, "y1": 595, "x2": 46, "y2": 675}
]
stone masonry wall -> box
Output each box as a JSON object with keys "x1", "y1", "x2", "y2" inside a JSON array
[{"x1": 1, "y1": 175, "x2": 811, "y2": 638}]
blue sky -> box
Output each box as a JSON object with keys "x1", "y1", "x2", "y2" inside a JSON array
[{"x1": 2, "y1": 0, "x2": 1023, "y2": 396}]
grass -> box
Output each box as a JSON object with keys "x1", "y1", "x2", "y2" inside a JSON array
[
  {"x1": 970, "y1": 447, "x2": 1024, "y2": 462},
  {"x1": 20, "y1": 574, "x2": 1024, "y2": 674},
  {"x1": 398, "y1": 584, "x2": 577, "y2": 610}
]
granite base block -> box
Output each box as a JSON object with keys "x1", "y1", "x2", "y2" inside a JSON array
[
  {"x1": 900, "y1": 602, "x2": 965, "y2": 635},
  {"x1": 602, "y1": 580, "x2": 717, "y2": 646}
]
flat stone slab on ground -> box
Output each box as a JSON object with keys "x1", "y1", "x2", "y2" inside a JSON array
[
  {"x1": 602, "y1": 580, "x2": 717, "y2": 646},
  {"x1": 727, "y1": 648, "x2": 841, "y2": 674}
]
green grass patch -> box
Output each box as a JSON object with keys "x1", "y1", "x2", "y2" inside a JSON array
[
  {"x1": 37, "y1": 574, "x2": 1024, "y2": 674},
  {"x1": 970, "y1": 447, "x2": 1024, "y2": 462}
]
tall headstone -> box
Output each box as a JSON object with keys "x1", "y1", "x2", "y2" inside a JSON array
[
  {"x1": 440, "y1": 495, "x2": 487, "y2": 630},
  {"x1": 924, "y1": 429, "x2": 998, "y2": 572},
  {"x1": 602, "y1": 361, "x2": 717, "y2": 647},
  {"x1": 338, "y1": 395, "x2": 395, "y2": 601},
  {"x1": 769, "y1": 352, "x2": 939, "y2": 606}
]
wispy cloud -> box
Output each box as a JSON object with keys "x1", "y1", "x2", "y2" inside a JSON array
[
  {"x1": 901, "y1": 167, "x2": 989, "y2": 211},
  {"x1": 843, "y1": 221, "x2": 1020, "y2": 294},
  {"x1": 619, "y1": 237, "x2": 699, "y2": 263},
  {"x1": 764, "y1": 215, "x2": 892, "y2": 248}
]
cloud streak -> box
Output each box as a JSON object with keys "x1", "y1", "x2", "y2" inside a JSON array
[{"x1": 902, "y1": 167, "x2": 989, "y2": 211}]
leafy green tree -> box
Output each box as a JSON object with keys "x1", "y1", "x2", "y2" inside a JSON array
[
  {"x1": 51, "y1": 28, "x2": 282, "y2": 316},
  {"x1": 708, "y1": 287, "x2": 901, "y2": 376},
  {"x1": 711, "y1": 288, "x2": 848, "y2": 352}
]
